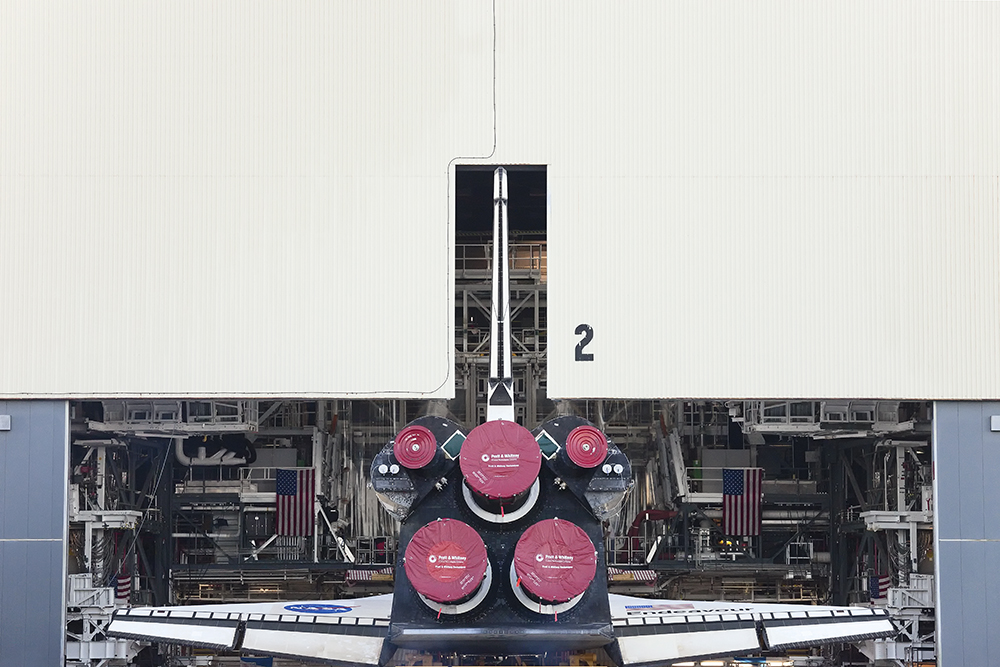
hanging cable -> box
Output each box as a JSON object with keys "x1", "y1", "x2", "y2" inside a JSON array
[{"x1": 120, "y1": 439, "x2": 172, "y2": 572}]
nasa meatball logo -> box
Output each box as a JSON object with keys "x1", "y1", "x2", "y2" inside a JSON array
[{"x1": 284, "y1": 604, "x2": 353, "y2": 614}]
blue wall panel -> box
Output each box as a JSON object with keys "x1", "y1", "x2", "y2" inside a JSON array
[
  {"x1": 934, "y1": 403, "x2": 963, "y2": 539},
  {"x1": 988, "y1": 546, "x2": 1000, "y2": 662},
  {"x1": 933, "y1": 401, "x2": 1000, "y2": 665},
  {"x1": 0, "y1": 401, "x2": 68, "y2": 667}
]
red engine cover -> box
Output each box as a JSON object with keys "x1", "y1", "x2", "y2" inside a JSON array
[
  {"x1": 394, "y1": 424, "x2": 438, "y2": 469},
  {"x1": 459, "y1": 420, "x2": 541, "y2": 500},
  {"x1": 564, "y1": 425, "x2": 608, "y2": 468},
  {"x1": 404, "y1": 518, "x2": 488, "y2": 604},
  {"x1": 513, "y1": 518, "x2": 597, "y2": 604}
]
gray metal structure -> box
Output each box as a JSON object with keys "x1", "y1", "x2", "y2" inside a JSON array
[
  {"x1": 933, "y1": 401, "x2": 1000, "y2": 664},
  {"x1": 0, "y1": 400, "x2": 69, "y2": 666}
]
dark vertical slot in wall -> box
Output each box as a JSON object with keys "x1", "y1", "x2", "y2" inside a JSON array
[
  {"x1": 455, "y1": 165, "x2": 546, "y2": 240},
  {"x1": 454, "y1": 166, "x2": 548, "y2": 425}
]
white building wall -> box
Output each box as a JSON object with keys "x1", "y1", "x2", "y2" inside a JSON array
[
  {"x1": 1, "y1": 1, "x2": 493, "y2": 398},
  {"x1": 497, "y1": 2, "x2": 999, "y2": 399},
  {"x1": 3, "y1": 2, "x2": 999, "y2": 399}
]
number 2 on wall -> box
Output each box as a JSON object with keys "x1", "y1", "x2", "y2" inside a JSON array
[{"x1": 575, "y1": 324, "x2": 594, "y2": 361}]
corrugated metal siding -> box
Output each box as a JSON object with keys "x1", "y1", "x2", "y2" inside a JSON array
[
  {"x1": 0, "y1": 2, "x2": 494, "y2": 397},
  {"x1": 489, "y1": 2, "x2": 1000, "y2": 399},
  {"x1": 3, "y1": 2, "x2": 1000, "y2": 399},
  {"x1": 0, "y1": 401, "x2": 69, "y2": 666}
]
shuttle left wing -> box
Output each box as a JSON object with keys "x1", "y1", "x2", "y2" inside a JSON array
[{"x1": 109, "y1": 594, "x2": 393, "y2": 667}]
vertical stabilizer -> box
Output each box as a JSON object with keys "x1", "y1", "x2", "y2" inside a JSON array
[{"x1": 487, "y1": 167, "x2": 515, "y2": 422}]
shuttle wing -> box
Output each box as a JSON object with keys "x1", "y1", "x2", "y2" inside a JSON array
[
  {"x1": 609, "y1": 594, "x2": 894, "y2": 665},
  {"x1": 108, "y1": 594, "x2": 393, "y2": 667}
]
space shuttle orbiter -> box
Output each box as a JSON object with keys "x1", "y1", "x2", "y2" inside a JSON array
[{"x1": 108, "y1": 168, "x2": 893, "y2": 665}]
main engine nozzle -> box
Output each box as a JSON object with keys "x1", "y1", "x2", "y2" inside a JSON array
[
  {"x1": 403, "y1": 518, "x2": 492, "y2": 614},
  {"x1": 459, "y1": 420, "x2": 541, "y2": 523},
  {"x1": 512, "y1": 518, "x2": 597, "y2": 614}
]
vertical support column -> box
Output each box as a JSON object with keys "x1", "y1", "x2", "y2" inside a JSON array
[
  {"x1": 524, "y1": 361, "x2": 536, "y2": 430},
  {"x1": 894, "y1": 442, "x2": 912, "y2": 586},
  {"x1": 894, "y1": 443, "x2": 906, "y2": 512},
  {"x1": 154, "y1": 444, "x2": 173, "y2": 605},
  {"x1": 333, "y1": 400, "x2": 341, "y2": 499},
  {"x1": 827, "y1": 441, "x2": 849, "y2": 605},
  {"x1": 0, "y1": 400, "x2": 69, "y2": 667},
  {"x1": 312, "y1": 426, "x2": 323, "y2": 562},
  {"x1": 463, "y1": 290, "x2": 469, "y2": 354},
  {"x1": 933, "y1": 401, "x2": 1000, "y2": 665}
]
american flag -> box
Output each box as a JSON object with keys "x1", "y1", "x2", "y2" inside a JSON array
[
  {"x1": 869, "y1": 573, "x2": 891, "y2": 599},
  {"x1": 722, "y1": 468, "x2": 762, "y2": 536},
  {"x1": 115, "y1": 572, "x2": 130, "y2": 604},
  {"x1": 276, "y1": 468, "x2": 315, "y2": 536}
]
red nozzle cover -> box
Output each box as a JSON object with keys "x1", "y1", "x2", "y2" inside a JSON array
[
  {"x1": 513, "y1": 518, "x2": 597, "y2": 604},
  {"x1": 565, "y1": 425, "x2": 608, "y2": 468},
  {"x1": 404, "y1": 518, "x2": 488, "y2": 603},
  {"x1": 394, "y1": 424, "x2": 437, "y2": 469},
  {"x1": 459, "y1": 420, "x2": 541, "y2": 499}
]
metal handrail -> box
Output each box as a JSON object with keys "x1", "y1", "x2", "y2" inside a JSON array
[
  {"x1": 239, "y1": 466, "x2": 313, "y2": 483},
  {"x1": 685, "y1": 466, "x2": 730, "y2": 484},
  {"x1": 456, "y1": 242, "x2": 547, "y2": 280}
]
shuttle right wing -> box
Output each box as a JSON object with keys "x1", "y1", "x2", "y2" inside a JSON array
[{"x1": 609, "y1": 594, "x2": 894, "y2": 666}]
